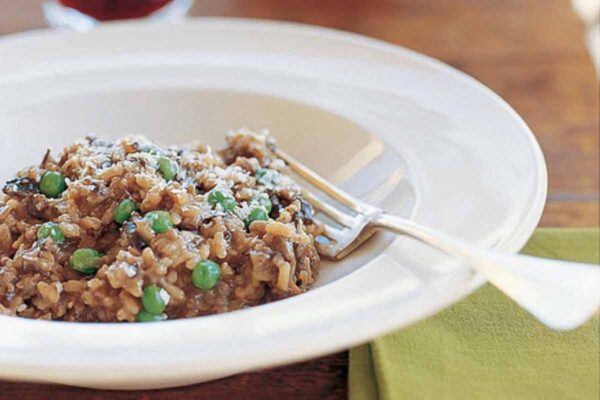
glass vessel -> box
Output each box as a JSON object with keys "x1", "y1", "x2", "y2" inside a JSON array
[{"x1": 43, "y1": 0, "x2": 195, "y2": 30}]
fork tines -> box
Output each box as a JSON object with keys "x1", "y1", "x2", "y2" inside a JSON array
[{"x1": 274, "y1": 148, "x2": 381, "y2": 259}]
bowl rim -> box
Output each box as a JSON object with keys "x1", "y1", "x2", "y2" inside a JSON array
[{"x1": 0, "y1": 17, "x2": 547, "y2": 377}]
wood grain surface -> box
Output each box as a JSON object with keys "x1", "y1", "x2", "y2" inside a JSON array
[{"x1": 0, "y1": 0, "x2": 598, "y2": 399}]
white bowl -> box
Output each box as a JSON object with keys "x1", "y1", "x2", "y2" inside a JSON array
[{"x1": 0, "y1": 19, "x2": 546, "y2": 389}]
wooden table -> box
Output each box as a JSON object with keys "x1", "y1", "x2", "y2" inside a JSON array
[{"x1": 0, "y1": 0, "x2": 598, "y2": 398}]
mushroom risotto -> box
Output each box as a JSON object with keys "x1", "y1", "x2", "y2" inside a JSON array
[{"x1": 0, "y1": 130, "x2": 322, "y2": 322}]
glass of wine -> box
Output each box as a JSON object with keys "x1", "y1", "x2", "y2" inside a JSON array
[{"x1": 43, "y1": 0, "x2": 195, "y2": 30}]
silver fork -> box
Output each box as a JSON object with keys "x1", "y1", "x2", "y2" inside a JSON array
[{"x1": 275, "y1": 148, "x2": 600, "y2": 331}]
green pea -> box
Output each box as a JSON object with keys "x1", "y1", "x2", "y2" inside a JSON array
[
  {"x1": 255, "y1": 193, "x2": 272, "y2": 213},
  {"x1": 37, "y1": 222, "x2": 65, "y2": 244},
  {"x1": 255, "y1": 168, "x2": 278, "y2": 187},
  {"x1": 157, "y1": 157, "x2": 178, "y2": 181},
  {"x1": 142, "y1": 285, "x2": 169, "y2": 315},
  {"x1": 114, "y1": 199, "x2": 138, "y2": 224},
  {"x1": 145, "y1": 210, "x2": 173, "y2": 233},
  {"x1": 136, "y1": 310, "x2": 167, "y2": 322},
  {"x1": 255, "y1": 168, "x2": 268, "y2": 181},
  {"x1": 39, "y1": 171, "x2": 67, "y2": 198},
  {"x1": 207, "y1": 190, "x2": 236, "y2": 212},
  {"x1": 244, "y1": 207, "x2": 269, "y2": 228},
  {"x1": 70, "y1": 248, "x2": 102, "y2": 274},
  {"x1": 192, "y1": 260, "x2": 221, "y2": 290}
]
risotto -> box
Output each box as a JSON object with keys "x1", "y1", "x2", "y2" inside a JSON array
[{"x1": 0, "y1": 129, "x2": 322, "y2": 322}]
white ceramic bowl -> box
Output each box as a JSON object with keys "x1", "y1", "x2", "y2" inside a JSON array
[{"x1": 0, "y1": 19, "x2": 546, "y2": 389}]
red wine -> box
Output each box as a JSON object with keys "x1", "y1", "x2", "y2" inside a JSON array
[{"x1": 58, "y1": 0, "x2": 173, "y2": 21}]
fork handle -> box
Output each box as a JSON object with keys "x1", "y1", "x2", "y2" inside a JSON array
[{"x1": 373, "y1": 213, "x2": 600, "y2": 330}]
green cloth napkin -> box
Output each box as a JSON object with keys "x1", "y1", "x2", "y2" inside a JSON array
[{"x1": 349, "y1": 228, "x2": 600, "y2": 400}]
